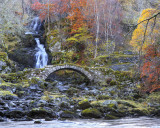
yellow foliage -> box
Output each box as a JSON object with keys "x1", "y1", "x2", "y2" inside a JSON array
[{"x1": 130, "y1": 8, "x2": 160, "y2": 53}]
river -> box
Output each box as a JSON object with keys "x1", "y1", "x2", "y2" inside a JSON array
[{"x1": 0, "y1": 117, "x2": 160, "y2": 128}]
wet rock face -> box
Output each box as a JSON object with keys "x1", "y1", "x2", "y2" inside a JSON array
[
  {"x1": 0, "y1": 61, "x2": 7, "y2": 71},
  {"x1": 27, "y1": 108, "x2": 56, "y2": 119},
  {"x1": 109, "y1": 64, "x2": 134, "y2": 71},
  {"x1": 0, "y1": 52, "x2": 13, "y2": 74},
  {"x1": 8, "y1": 48, "x2": 37, "y2": 68},
  {"x1": 60, "y1": 111, "x2": 79, "y2": 119},
  {"x1": 5, "y1": 110, "x2": 26, "y2": 119}
]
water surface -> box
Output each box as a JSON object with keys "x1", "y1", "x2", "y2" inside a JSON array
[{"x1": 0, "y1": 117, "x2": 160, "y2": 128}]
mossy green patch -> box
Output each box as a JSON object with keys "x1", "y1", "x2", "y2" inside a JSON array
[
  {"x1": 0, "y1": 70, "x2": 31, "y2": 83},
  {"x1": 41, "y1": 92, "x2": 68, "y2": 102},
  {"x1": 105, "y1": 114, "x2": 119, "y2": 120},
  {"x1": 117, "y1": 100, "x2": 149, "y2": 115},
  {"x1": 0, "y1": 90, "x2": 17, "y2": 97},
  {"x1": 81, "y1": 108, "x2": 102, "y2": 118},
  {"x1": 146, "y1": 92, "x2": 160, "y2": 106},
  {"x1": 78, "y1": 99, "x2": 91, "y2": 109},
  {"x1": 67, "y1": 87, "x2": 78, "y2": 95},
  {"x1": 0, "y1": 52, "x2": 8, "y2": 60},
  {"x1": 96, "y1": 95, "x2": 110, "y2": 100}
]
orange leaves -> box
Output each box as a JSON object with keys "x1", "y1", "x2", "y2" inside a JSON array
[
  {"x1": 131, "y1": 9, "x2": 160, "y2": 93},
  {"x1": 31, "y1": 1, "x2": 55, "y2": 20},
  {"x1": 141, "y1": 44, "x2": 160, "y2": 93},
  {"x1": 66, "y1": 0, "x2": 88, "y2": 34},
  {"x1": 31, "y1": 0, "x2": 88, "y2": 33}
]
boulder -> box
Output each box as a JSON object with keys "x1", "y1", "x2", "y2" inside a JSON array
[
  {"x1": 60, "y1": 111, "x2": 79, "y2": 119},
  {"x1": 8, "y1": 48, "x2": 37, "y2": 68},
  {"x1": 102, "y1": 100, "x2": 118, "y2": 108},
  {"x1": 81, "y1": 108, "x2": 102, "y2": 118},
  {"x1": 27, "y1": 108, "x2": 56, "y2": 119},
  {"x1": 34, "y1": 120, "x2": 42, "y2": 124},
  {"x1": 6, "y1": 109, "x2": 26, "y2": 118},
  {"x1": 105, "y1": 114, "x2": 120, "y2": 120},
  {"x1": 0, "y1": 117, "x2": 5, "y2": 122},
  {"x1": 78, "y1": 99, "x2": 92, "y2": 110}
]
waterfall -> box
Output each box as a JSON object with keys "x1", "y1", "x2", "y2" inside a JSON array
[
  {"x1": 30, "y1": 17, "x2": 41, "y2": 32},
  {"x1": 35, "y1": 38, "x2": 48, "y2": 68},
  {"x1": 25, "y1": 17, "x2": 48, "y2": 68}
]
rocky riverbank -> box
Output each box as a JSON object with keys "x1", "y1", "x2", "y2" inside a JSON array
[{"x1": 0, "y1": 71, "x2": 160, "y2": 122}]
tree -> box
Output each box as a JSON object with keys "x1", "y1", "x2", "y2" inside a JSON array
[
  {"x1": 86, "y1": 0, "x2": 122, "y2": 57},
  {"x1": 31, "y1": 0, "x2": 55, "y2": 20},
  {"x1": 130, "y1": 9, "x2": 160, "y2": 54},
  {"x1": 31, "y1": 0, "x2": 122, "y2": 60},
  {"x1": 141, "y1": 43, "x2": 160, "y2": 93},
  {"x1": 129, "y1": 8, "x2": 160, "y2": 93},
  {"x1": 0, "y1": 0, "x2": 26, "y2": 46}
]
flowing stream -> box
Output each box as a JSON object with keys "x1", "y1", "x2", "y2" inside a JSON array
[
  {"x1": 35, "y1": 38, "x2": 48, "y2": 68},
  {"x1": 0, "y1": 117, "x2": 160, "y2": 128},
  {"x1": 25, "y1": 17, "x2": 48, "y2": 68}
]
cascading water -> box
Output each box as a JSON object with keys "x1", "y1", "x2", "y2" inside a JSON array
[
  {"x1": 26, "y1": 17, "x2": 48, "y2": 68},
  {"x1": 30, "y1": 17, "x2": 41, "y2": 32},
  {"x1": 35, "y1": 38, "x2": 48, "y2": 68}
]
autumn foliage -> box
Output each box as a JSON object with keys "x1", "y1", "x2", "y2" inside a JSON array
[
  {"x1": 141, "y1": 44, "x2": 160, "y2": 93},
  {"x1": 130, "y1": 9, "x2": 160, "y2": 53},
  {"x1": 31, "y1": 0, "x2": 55, "y2": 20},
  {"x1": 129, "y1": 8, "x2": 160, "y2": 93}
]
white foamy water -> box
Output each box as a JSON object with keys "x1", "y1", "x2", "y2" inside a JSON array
[
  {"x1": 0, "y1": 117, "x2": 160, "y2": 128},
  {"x1": 25, "y1": 16, "x2": 48, "y2": 68},
  {"x1": 35, "y1": 38, "x2": 48, "y2": 68}
]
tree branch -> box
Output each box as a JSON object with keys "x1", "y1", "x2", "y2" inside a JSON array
[{"x1": 124, "y1": 11, "x2": 160, "y2": 38}]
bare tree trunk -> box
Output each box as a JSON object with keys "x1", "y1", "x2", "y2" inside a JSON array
[
  {"x1": 94, "y1": 0, "x2": 99, "y2": 58},
  {"x1": 21, "y1": 0, "x2": 24, "y2": 20},
  {"x1": 48, "y1": 0, "x2": 50, "y2": 32},
  {"x1": 102, "y1": 5, "x2": 109, "y2": 54}
]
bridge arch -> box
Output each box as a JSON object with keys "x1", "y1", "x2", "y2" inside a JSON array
[{"x1": 38, "y1": 65, "x2": 94, "y2": 82}]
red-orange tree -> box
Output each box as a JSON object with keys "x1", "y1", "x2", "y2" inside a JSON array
[
  {"x1": 141, "y1": 43, "x2": 160, "y2": 93},
  {"x1": 67, "y1": 0, "x2": 87, "y2": 34},
  {"x1": 31, "y1": 0, "x2": 55, "y2": 20}
]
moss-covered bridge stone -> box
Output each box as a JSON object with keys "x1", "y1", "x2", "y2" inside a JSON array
[{"x1": 28, "y1": 64, "x2": 94, "y2": 82}]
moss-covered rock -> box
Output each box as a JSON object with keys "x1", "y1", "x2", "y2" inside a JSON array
[
  {"x1": 0, "y1": 70, "x2": 31, "y2": 83},
  {"x1": 117, "y1": 100, "x2": 149, "y2": 116},
  {"x1": 128, "y1": 108, "x2": 149, "y2": 116},
  {"x1": 0, "y1": 90, "x2": 17, "y2": 100},
  {"x1": 0, "y1": 77, "x2": 4, "y2": 85},
  {"x1": 41, "y1": 92, "x2": 69, "y2": 103},
  {"x1": 59, "y1": 102, "x2": 70, "y2": 109},
  {"x1": 93, "y1": 53, "x2": 137, "y2": 67},
  {"x1": 81, "y1": 108, "x2": 102, "y2": 118},
  {"x1": 6, "y1": 110, "x2": 26, "y2": 119},
  {"x1": 78, "y1": 99, "x2": 92, "y2": 110},
  {"x1": 147, "y1": 92, "x2": 160, "y2": 107},
  {"x1": 0, "y1": 90, "x2": 17, "y2": 97},
  {"x1": 27, "y1": 107, "x2": 56, "y2": 119},
  {"x1": 60, "y1": 111, "x2": 79, "y2": 119},
  {"x1": 0, "y1": 52, "x2": 13, "y2": 74},
  {"x1": 110, "y1": 80, "x2": 118, "y2": 86},
  {"x1": 29, "y1": 77, "x2": 45, "y2": 87},
  {"x1": 105, "y1": 114, "x2": 120, "y2": 120},
  {"x1": 0, "y1": 52, "x2": 8, "y2": 60},
  {"x1": 66, "y1": 87, "x2": 78, "y2": 95},
  {"x1": 96, "y1": 95, "x2": 110, "y2": 100}
]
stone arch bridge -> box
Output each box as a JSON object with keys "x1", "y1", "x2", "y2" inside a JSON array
[{"x1": 28, "y1": 64, "x2": 104, "y2": 83}]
